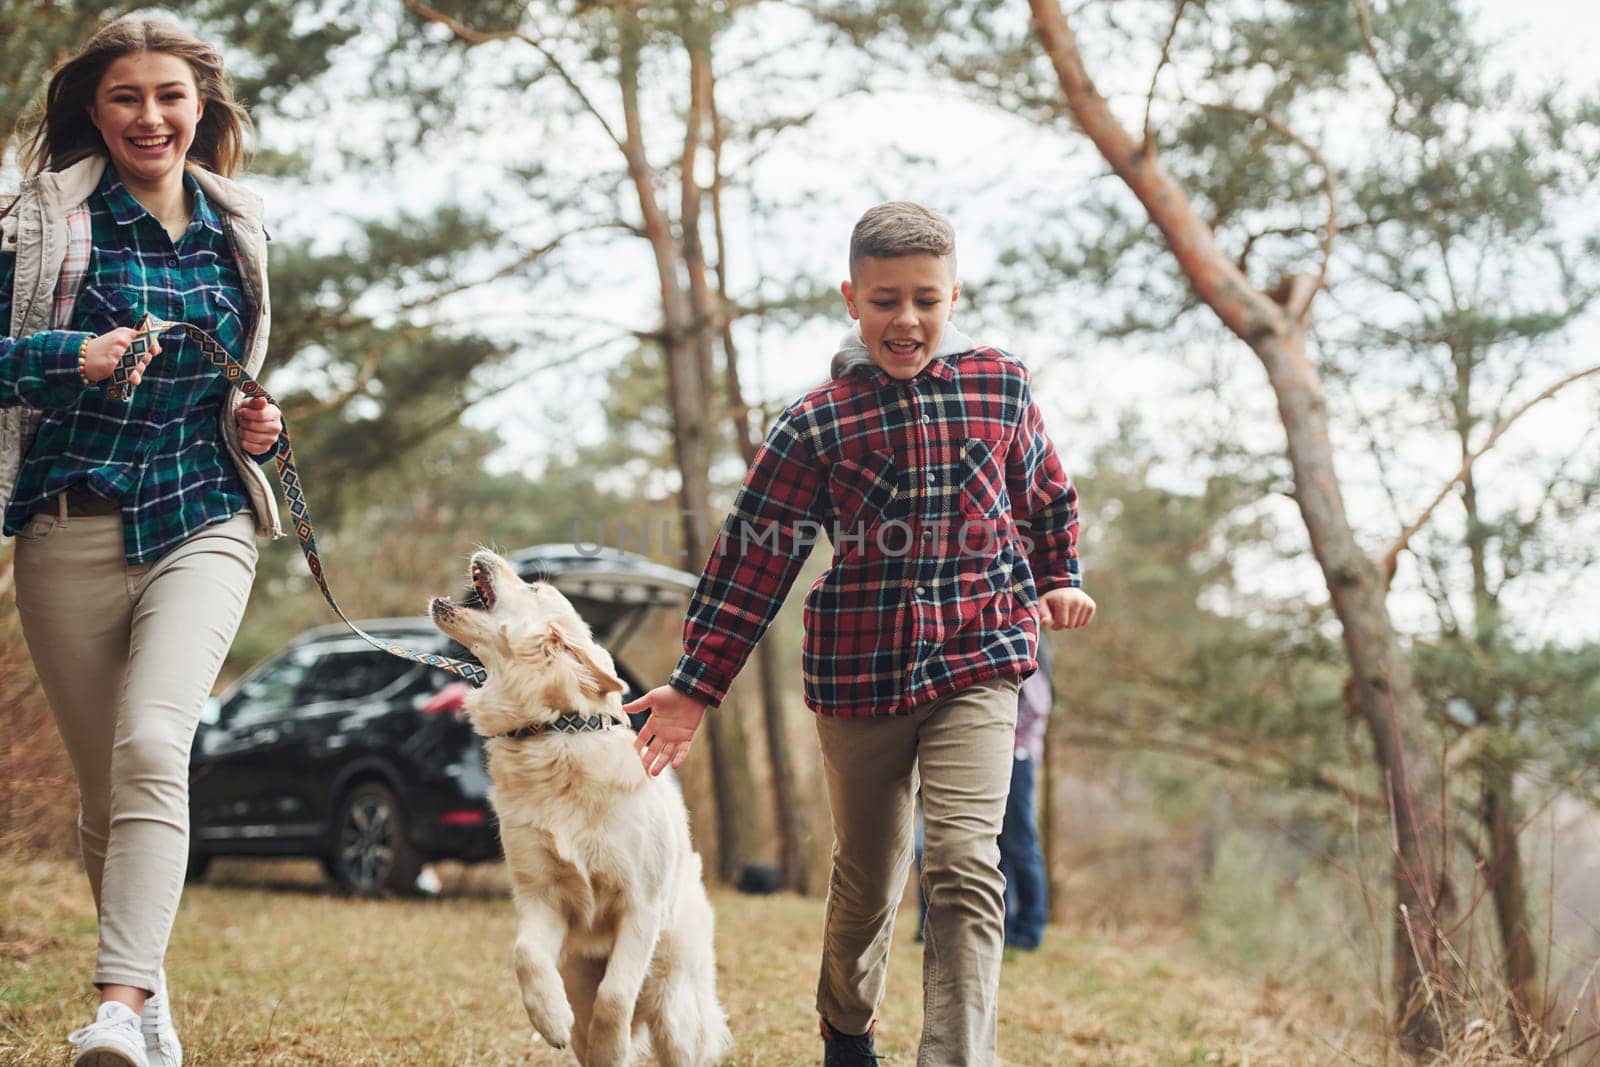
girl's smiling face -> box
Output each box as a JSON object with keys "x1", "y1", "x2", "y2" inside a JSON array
[
  {"x1": 89, "y1": 51, "x2": 204, "y2": 190},
  {"x1": 841, "y1": 253, "x2": 962, "y2": 380}
]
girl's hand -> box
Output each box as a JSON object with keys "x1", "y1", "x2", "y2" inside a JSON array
[
  {"x1": 234, "y1": 396, "x2": 283, "y2": 454},
  {"x1": 80, "y1": 328, "x2": 158, "y2": 386}
]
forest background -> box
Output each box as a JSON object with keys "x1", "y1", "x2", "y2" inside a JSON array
[{"x1": 2, "y1": 0, "x2": 1599, "y2": 1060}]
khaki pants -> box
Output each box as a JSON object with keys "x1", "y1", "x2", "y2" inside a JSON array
[
  {"x1": 14, "y1": 508, "x2": 257, "y2": 991},
  {"x1": 814, "y1": 675, "x2": 1020, "y2": 1067}
]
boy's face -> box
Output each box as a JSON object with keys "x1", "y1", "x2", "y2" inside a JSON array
[{"x1": 841, "y1": 253, "x2": 961, "y2": 381}]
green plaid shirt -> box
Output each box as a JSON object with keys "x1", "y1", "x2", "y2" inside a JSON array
[{"x1": 0, "y1": 168, "x2": 253, "y2": 564}]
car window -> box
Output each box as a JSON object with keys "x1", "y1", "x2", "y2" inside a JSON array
[
  {"x1": 224, "y1": 646, "x2": 320, "y2": 728},
  {"x1": 295, "y1": 650, "x2": 419, "y2": 707}
]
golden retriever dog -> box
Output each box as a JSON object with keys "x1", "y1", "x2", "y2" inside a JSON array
[{"x1": 430, "y1": 550, "x2": 731, "y2": 1067}]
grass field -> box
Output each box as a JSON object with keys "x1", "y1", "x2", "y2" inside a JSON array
[{"x1": 0, "y1": 855, "x2": 1367, "y2": 1066}]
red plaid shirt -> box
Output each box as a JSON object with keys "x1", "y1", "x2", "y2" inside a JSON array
[{"x1": 669, "y1": 346, "x2": 1081, "y2": 718}]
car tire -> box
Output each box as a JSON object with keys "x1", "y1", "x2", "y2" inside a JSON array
[
  {"x1": 327, "y1": 781, "x2": 422, "y2": 896},
  {"x1": 184, "y1": 850, "x2": 211, "y2": 884}
]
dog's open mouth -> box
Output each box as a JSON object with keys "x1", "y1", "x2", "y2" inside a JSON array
[
  {"x1": 465, "y1": 560, "x2": 495, "y2": 611},
  {"x1": 433, "y1": 560, "x2": 498, "y2": 620}
]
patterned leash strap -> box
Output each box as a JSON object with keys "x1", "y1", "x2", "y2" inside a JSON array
[
  {"x1": 107, "y1": 320, "x2": 150, "y2": 401},
  {"x1": 119, "y1": 313, "x2": 488, "y2": 687}
]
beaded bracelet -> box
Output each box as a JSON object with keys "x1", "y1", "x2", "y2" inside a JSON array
[{"x1": 76, "y1": 335, "x2": 92, "y2": 385}]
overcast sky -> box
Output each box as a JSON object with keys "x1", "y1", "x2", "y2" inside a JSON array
[{"x1": 1475, "y1": 0, "x2": 1599, "y2": 73}]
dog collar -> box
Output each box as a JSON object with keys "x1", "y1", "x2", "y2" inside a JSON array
[{"x1": 496, "y1": 712, "x2": 618, "y2": 740}]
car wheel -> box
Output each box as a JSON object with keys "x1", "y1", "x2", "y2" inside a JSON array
[
  {"x1": 328, "y1": 781, "x2": 421, "y2": 896},
  {"x1": 184, "y1": 850, "x2": 211, "y2": 884}
]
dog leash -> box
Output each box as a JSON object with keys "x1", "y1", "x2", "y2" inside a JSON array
[{"x1": 115, "y1": 313, "x2": 490, "y2": 687}]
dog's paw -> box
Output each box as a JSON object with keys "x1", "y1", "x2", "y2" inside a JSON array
[{"x1": 527, "y1": 999, "x2": 575, "y2": 1050}]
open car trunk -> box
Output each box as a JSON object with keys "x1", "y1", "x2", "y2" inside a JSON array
[{"x1": 503, "y1": 544, "x2": 697, "y2": 645}]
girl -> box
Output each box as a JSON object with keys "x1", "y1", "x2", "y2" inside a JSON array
[{"x1": 1, "y1": 16, "x2": 283, "y2": 1067}]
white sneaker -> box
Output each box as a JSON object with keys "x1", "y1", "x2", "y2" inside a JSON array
[
  {"x1": 142, "y1": 969, "x2": 183, "y2": 1067},
  {"x1": 68, "y1": 1001, "x2": 149, "y2": 1067}
]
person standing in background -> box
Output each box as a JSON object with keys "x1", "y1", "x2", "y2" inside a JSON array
[{"x1": 999, "y1": 638, "x2": 1053, "y2": 950}]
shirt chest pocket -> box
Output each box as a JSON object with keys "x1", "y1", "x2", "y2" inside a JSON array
[
  {"x1": 960, "y1": 437, "x2": 1007, "y2": 519},
  {"x1": 209, "y1": 286, "x2": 244, "y2": 327},
  {"x1": 827, "y1": 449, "x2": 900, "y2": 542},
  {"x1": 171, "y1": 288, "x2": 247, "y2": 369},
  {"x1": 204, "y1": 286, "x2": 248, "y2": 350},
  {"x1": 76, "y1": 284, "x2": 138, "y2": 332}
]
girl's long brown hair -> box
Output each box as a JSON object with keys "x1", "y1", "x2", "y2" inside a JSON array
[{"x1": 14, "y1": 15, "x2": 252, "y2": 181}]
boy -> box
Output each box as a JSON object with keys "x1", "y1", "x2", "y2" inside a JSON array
[{"x1": 626, "y1": 201, "x2": 1094, "y2": 1066}]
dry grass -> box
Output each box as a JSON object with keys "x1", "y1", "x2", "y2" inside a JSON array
[
  {"x1": 0, "y1": 617, "x2": 77, "y2": 861},
  {"x1": 0, "y1": 854, "x2": 1373, "y2": 1066}
]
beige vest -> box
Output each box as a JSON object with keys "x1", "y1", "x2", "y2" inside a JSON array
[{"x1": 0, "y1": 155, "x2": 281, "y2": 538}]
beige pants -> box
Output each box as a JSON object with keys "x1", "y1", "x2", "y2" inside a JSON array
[
  {"x1": 14, "y1": 508, "x2": 257, "y2": 991},
  {"x1": 814, "y1": 675, "x2": 1020, "y2": 1067}
]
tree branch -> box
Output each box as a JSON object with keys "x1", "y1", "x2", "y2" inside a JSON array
[
  {"x1": 1142, "y1": 0, "x2": 1190, "y2": 152},
  {"x1": 1064, "y1": 728, "x2": 1381, "y2": 809},
  {"x1": 1027, "y1": 0, "x2": 1283, "y2": 344},
  {"x1": 387, "y1": 228, "x2": 590, "y2": 318},
  {"x1": 1382, "y1": 361, "x2": 1600, "y2": 588},
  {"x1": 707, "y1": 62, "x2": 764, "y2": 462},
  {"x1": 1345, "y1": 386, "x2": 1466, "y2": 630},
  {"x1": 1350, "y1": 0, "x2": 1408, "y2": 131},
  {"x1": 403, "y1": 0, "x2": 626, "y2": 151},
  {"x1": 1195, "y1": 100, "x2": 1339, "y2": 315},
  {"x1": 281, "y1": 324, "x2": 428, "y2": 422}
]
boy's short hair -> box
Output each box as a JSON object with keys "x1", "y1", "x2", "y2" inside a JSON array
[{"x1": 849, "y1": 201, "x2": 957, "y2": 274}]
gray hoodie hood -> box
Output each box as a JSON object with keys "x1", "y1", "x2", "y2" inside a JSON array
[{"x1": 829, "y1": 320, "x2": 981, "y2": 380}]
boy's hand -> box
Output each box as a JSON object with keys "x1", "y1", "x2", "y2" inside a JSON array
[
  {"x1": 626, "y1": 685, "x2": 710, "y2": 777},
  {"x1": 1040, "y1": 587, "x2": 1095, "y2": 630}
]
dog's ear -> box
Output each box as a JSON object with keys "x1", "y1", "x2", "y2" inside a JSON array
[{"x1": 548, "y1": 617, "x2": 626, "y2": 697}]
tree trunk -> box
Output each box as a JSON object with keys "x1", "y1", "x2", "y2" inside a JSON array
[
  {"x1": 752, "y1": 638, "x2": 810, "y2": 891},
  {"x1": 724, "y1": 327, "x2": 812, "y2": 899},
  {"x1": 1462, "y1": 445, "x2": 1540, "y2": 1044},
  {"x1": 618, "y1": 8, "x2": 754, "y2": 883},
  {"x1": 1258, "y1": 329, "x2": 1450, "y2": 1052},
  {"x1": 1482, "y1": 759, "x2": 1538, "y2": 1046},
  {"x1": 700, "y1": 56, "x2": 812, "y2": 895},
  {"x1": 1027, "y1": 0, "x2": 1452, "y2": 1050},
  {"x1": 719, "y1": 324, "x2": 811, "y2": 892}
]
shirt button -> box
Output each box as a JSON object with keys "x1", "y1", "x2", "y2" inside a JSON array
[
  {"x1": 921, "y1": 414, "x2": 931, "y2": 424},
  {"x1": 922, "y1": 529, "x2": 934, "y2": 539},
  {"x1": 168, "y1": 256, "x2": 179, "y2": 267},
  {"x1": 914, "y1": 586, "x2": 927, "y2": 596},
  {"x1": 925, "y1": 472, "x2": 936, "y2": 485}
]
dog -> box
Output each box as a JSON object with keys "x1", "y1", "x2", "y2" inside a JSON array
[{"x1": 430, "y1": 550, "x2": 731, "y2": 1067}]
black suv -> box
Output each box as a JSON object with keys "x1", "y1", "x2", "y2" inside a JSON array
[{"x1": 187, "y1": 544, "x2": 694, "y2": 895}]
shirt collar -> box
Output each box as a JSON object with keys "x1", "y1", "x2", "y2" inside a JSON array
[
  {"x1": 189, "y1": 176, "x2": 223, "y2": 236},
  {"x1": 97, "y1": 167, "x2": 145, "y2": 226},
  {"x1": 97, "y1": 167, "x2": 222, "y2": 236},
  {"x1": 864, "y1": 353, "x2": 959, "y2": 389}
]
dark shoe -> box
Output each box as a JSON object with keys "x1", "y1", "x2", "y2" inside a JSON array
[{"x1": 820, "y1": 1017, "x2": 882, "y2": 1066}]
